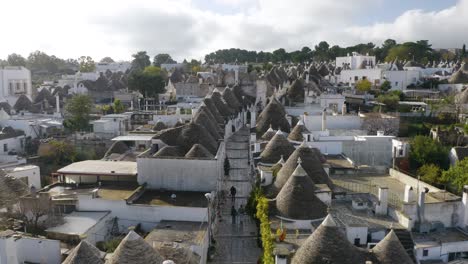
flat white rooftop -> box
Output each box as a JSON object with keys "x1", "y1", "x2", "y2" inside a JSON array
[
  {"x1": 57, "y1": 160, "x2": 137, "y2": 176},
  {"x1": 46, "y1": 211, "x2": 109, "y2": 236}
]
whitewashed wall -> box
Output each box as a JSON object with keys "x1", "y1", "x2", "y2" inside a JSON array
[
  {"x1": 342, "y1": 136, "x2": 394, "y2": 167},
  {"x1": 137, "y1": 141, "x2": 225, "y2": 192},
  {"x1": 346, "y1": 226, "x2": 368, "y2": 245},
  {"x1": 77, "y1": 195, "x2": 207, "y2": 231},
  {"x1": 7, "y1": 165, "x2": 41, "y2": 188},
  {"x1": 303, "y1": 115, "x2": 362, "y2": 131},
  {"x1": 0, "y1": 136, "x2": 24, "y2": 155},
  {"x1": 0, "y1": 236, "x2": 61, "y2": 264},
  {"x1": 150, "y1": 114, "x2": 192, "y2": 126}
]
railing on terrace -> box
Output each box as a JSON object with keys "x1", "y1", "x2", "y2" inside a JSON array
[{"x1": 333, "y1": 180, "x2": 403, "y2": 211}]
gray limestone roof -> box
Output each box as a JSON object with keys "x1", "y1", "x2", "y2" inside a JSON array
[
  {"x1": 62, "y1": 240, "x2": 104, "y2": 264},
  {"x1": 185, "y1": 144, "x2": 214, "y2": 159},
  {"x1": 372, "y1": 230, "x2": 414, "y2": 264},
  {"x1": 259, "y1": 130, "x2": 295, "y2": 164},
  {"x1": 256, "y1": 96, "x2": 290, "y2": 135},
  {"x1": 275, "y1": 164, "x2": 328, "y2": 220},
  {"x1": 287, "y1": 120, "x2": 310, "y2": 141},
  {"x1": 292, "y1": 215, "x2": 373, "y2": 264},
  {"x1": 271, "y1": 143, "x2": 332, "y2": 197},
  {"x1": 107, "y1": 231, "x2": 164, "y2": 264}
]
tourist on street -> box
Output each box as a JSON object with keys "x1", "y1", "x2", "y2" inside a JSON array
[
  {"x1": 238, "y1": 204, "x2": 245, "y2": 225},
  {"x1": 231, "y1": 205, "x2": 238, "y2": 224},
  {"x1": 230, "y1": 186, "x2": 237, "y2": 202}
]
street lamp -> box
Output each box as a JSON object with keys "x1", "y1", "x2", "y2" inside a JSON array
[{"x1": 205, "y1": 193, "x2": 213, "y2": 247}]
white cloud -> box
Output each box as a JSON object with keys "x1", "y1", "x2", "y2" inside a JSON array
[{"x1": 0, "y1": 0, "x2": 466, "y2": 62}]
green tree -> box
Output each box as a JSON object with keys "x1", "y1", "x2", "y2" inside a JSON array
[
  {"x1": 380, "y1": 80, "x2": 392, "y2": 92},
  {"x1": 7, "y1": 53, "x2": 27, "y2": 67},
  {"x1": 40, "y1": 140, "x2": 77, "y2": 165},
  {"x1": 418, "y1": 163, "x2": 442, "y2": 186},
  {"x1": 385, "y1": 40, "x2": 433, "y2": 62},
  {"x1": 409, "y1": 135, "x2": 449, "y2": 170},
  {"x1": 112, "y1": 99, "x2": 125, "y2": 114},
  {"x1": 272, "y1": 48, "x2": 288, "y2": 63},
  {"x1": 355, "y1": 79, "x2": 372, "y2": 93},
  {"x1": 314, "y1": 41, "x2": 330, "y2": 61},
  {"x1": 377, "y1": 92, "x2": 400, "y2": 112},
  {"x1": 442, "y1": 158, "x2": 468, "y2": 192},
  {"x1": 153, "y1": 54, "x2": 176, "y2": 67},
  {"x1": 143, "y1": 65, "x2": 162, "y2": 75},
  {"x1": 130, "y1": 51, "x2": 151, "y2": 73},
  {"x1": 128, "y1": 66, "x2": 166, "y2": 98},
  {"x1": 100, "y1": 57, "x2": 115, "y2": 63},
  {"x1": 78, "y1": 56, "x2": 96, "y2": 72},
  {"x1": 64, "y1": 95, "x2": 93, "y2": 131}
]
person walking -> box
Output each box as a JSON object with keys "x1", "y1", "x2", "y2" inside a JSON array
[
  {"x1": 230, "y1": 186, "x2": 237, "y2": 203},
  {"x1": 238, "y1": 204, "x2": 245, "y2": 225},
  {"x1": 231, "y1": 205, "x2": 238, "y2": 224}
]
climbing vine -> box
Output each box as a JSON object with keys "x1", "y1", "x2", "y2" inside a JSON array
[{"x1": 256, "y1": 197, "x2": 274, "y2": 264}]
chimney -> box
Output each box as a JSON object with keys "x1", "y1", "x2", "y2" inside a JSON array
[
  {"x1": 341, "y1": 104, "x2": 346, "y2": 116},
  {"x1": 377, "y1": 131, "x2": 384, "y2": 136},
  {"x1": 375, "y1": 187, "x2": 388, "y2": 215},
  {"x1": 285, "y1": 114, "x2": 292, "y2": 127},
  {"x1": 418, "y1": 187, "x2": 429, "y2": 225},
  {"x1": 305, "y1": 73, "x2": 310, "y2": 84},
  {"x1": 55, "y1": 95, "x2": 60, "y2": 114},
  {"x1": 462, "y1": 185, "x2": 468, "y2": 227},
  {"x1": 321, "y1": 109, "x2": 327, "y2": 131},
  {"x1": 403, "y1": 185, "x2": 414, "y2": 203},
  {"x1": 250, "y1": 109, "x2": 256, "y2": 128}
]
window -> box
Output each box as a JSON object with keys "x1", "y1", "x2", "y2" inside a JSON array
[
  {"x1": 399, "y1": 148, "x2": 404, "y2": 156},
  {"x1": 3, "y1": 144, "x2": 7, "y2": 152},
  {"x1": 423, "y1": 249, "x2": 429, "y2": 257},
  {"x1": 354, "y1": 76, "x2": 359, "y2": 81},
  {"x1": 395, "y1": 82, "x2": 399, "y2": 86}
]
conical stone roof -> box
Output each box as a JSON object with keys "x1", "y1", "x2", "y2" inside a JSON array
[
  {"x1": 222, "y1": 87, "x2": 242, "y2": 111},
  {"x1": 292, "y1": 215, "x2": 369, "y2": 264},
  {"x1": 193, "y1": 107, "x2": 223, "y2": 140},
  {"x1": 107, "y1": 231, "x2": 164, "y2": 264},
  {"x1": 259, "y1": 130, "x2": 295, "y2": 164},
  {"x1": 287, "y1": 120, "x2": 310, "y2": 141},
  {"x1": 372, "y1": 230, "x2": 414, "y2": 264},
  {"x1": 176, "y1": 122, "x2": 218, "y2": 154},
  {"x1": 256, "y1": 97, "x2": 290, "y2": 135},
  {"x1": 185, "y1": 144, "x2": 214, "y2": 159},
  {"x1": 271, "y1": 143, "x2": 332, "y2": 196},
  {"x1": 260, "y1": 126, "x2": 277, "y2": 141},
  {"x1": 202, "y1": 97, "x2": 225, "y2": 123},
  {"x1": 62, "y1": 240, "x2": 103, "y2": 264},
  {"x1": 153, "y1": 146, "x2": 185, "y2": 158},
  {"x1": 287, "y1": 79, "x2": 305, "y2": 102},
  {"x1": 275, "y1": 163, "x2": 328, "y2": 220},
  {"x1": 14, "y1": 94, "x2": 33, "y2": 112},
  {"x1": 211, "y1": 92, "x2": 234, "y2": 117}
]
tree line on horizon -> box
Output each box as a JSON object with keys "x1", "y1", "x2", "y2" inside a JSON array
[
  {"x1": 1, "y1": 39, "x2": 466, "y2": 77},
  {"x1": 205, "y1": 40, "x2": 467, "y2": 65}
]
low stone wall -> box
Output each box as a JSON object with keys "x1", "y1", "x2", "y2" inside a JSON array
[{"x1": 389, "y1": 168, "x2": 442, "y2": 192}]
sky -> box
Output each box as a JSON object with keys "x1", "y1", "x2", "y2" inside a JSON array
[{"x1": 0, "y1": 0, "x2": 466, "y2": 62}]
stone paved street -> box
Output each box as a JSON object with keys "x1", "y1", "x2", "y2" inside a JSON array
[{"x1": 210, "y1": 127, "x2": 261, "y2": 264}]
